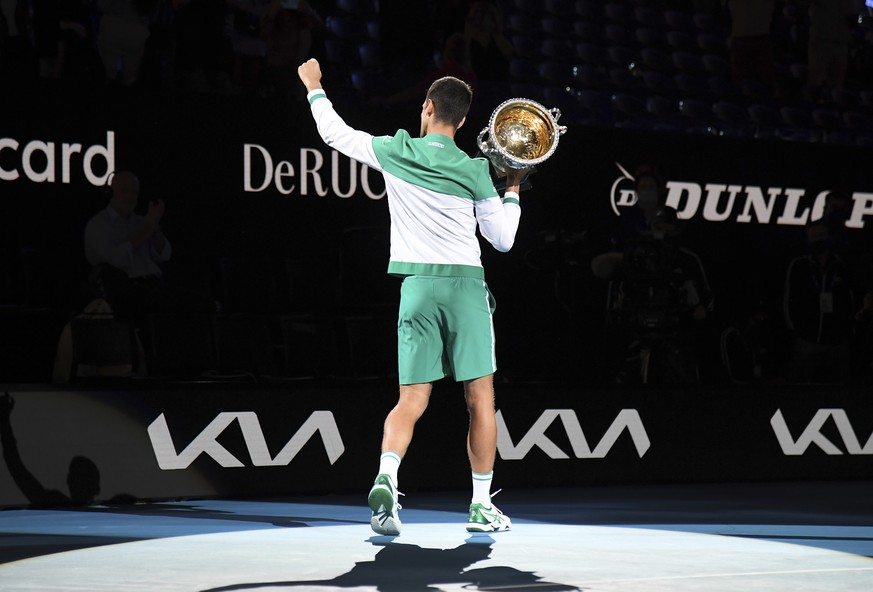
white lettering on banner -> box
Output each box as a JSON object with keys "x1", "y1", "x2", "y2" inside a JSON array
[
  {"x1": 771, "y1": 409, "x2": 873, "y2": 455},
  {"x1": 147, "y1": 411, "x2": 345, "y2": 470},
  {"x1": 243, "y1": 143, "x2": 386, "y2": 199},
  {"x1": 610, "y1": 162, "x2": 870, "y2": 227},
  {"x1": 609, "y1": 162, "x2": 637, "y2": 216},
  {"x1": 496, "y1": 409, "x2": 651, "y2": 460},
  {"x1": 847, "y1": 193, "x2": 873, "y2": 229},
  {"x1": 0, "y1": 131, "x2": 114, "y2": 185}
]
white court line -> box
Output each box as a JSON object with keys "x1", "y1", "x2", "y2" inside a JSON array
[{"x1": 583, "y1": 565, "x2": 873, "y2": 585}]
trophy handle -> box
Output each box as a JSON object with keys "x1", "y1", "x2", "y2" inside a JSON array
[
  {"x1": 476, "y1": 126, "x2": 489, "y2": 151},
  {"x1": 548, "y1": 108, "x2": 568, "y2": 135}
]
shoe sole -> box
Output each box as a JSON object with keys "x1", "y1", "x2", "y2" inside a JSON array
[
  {"x1": 368, "y1": 486, "x2": 400, "y2": 535},
  {"x1": 466, "y1": 521, "x2": 511, "y2": 533}
]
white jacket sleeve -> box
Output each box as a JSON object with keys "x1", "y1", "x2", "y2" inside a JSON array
[
  {"x1": 475, "y1": 191, "x2": 521, "y2": 253},
  {"x1": 307, "y1": 89, "x2": 382, "y2": 171}
]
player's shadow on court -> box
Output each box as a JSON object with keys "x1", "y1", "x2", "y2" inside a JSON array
[{"x1": 200, "y1": 535, "x2": 580, "y2": 592}]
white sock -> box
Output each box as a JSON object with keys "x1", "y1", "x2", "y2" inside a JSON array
[
  {"x1": 471, "y1": 470, "x2": 493, "y2": 506},
  {"x1": 378, "y1": 451, "x2": 401, "y2": 486}
]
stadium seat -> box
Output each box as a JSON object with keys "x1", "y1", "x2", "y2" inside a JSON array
[
  {"x1": 702, "y1": 53, "x2": 730, "y2": 77},
  {"x1": 542, "y1": 16, "x2": 574, "y2": 38},
  {"x1": 665, "y1": 10, "x2": 695, "y2": 32},
  {"x1": 542, "y1": 38, "x2": 575, "y2": 61},
  {"x1": 633, "y1": 6, "x2": 664, "y2": 28},
  {"x1": 636, "y1": 27, "x2": 668, "y2": 49},
  {"x1": 674, "y1": 73, "x2": 710, "y2": 98},
  {"x1": 666, "y1": 30, "x2": 697, "y2": 53},
  {"x1": 696, "y1": 32, "x2": 727, "y2": 54},
  {"x1": 539, "y1": 61, "x2": 573, "y2": 85},
  {"x1": 607, "y1": 44, "x2": 638, "y2": 68},
  {"x1": 605, "y1": 24, "x2": 635, "y2": 47},
  {"x1": 574, "y1": 0, "x2": 601, "y2": 22},
  {"x1": 672, "y1": 51, "x2": 706, "y2": 76},
  {"x1": 642, "y1": 69, "x2": 678, "y2": 97},
  {"x1": 573, "y1": 19, "x2": 603, "y2": 42},
  {"x1": 545, "y1": 0, "x2": 575, "y2": 18},
  {"x1": 575, "y1": 42, "x2": 608, "y2": 65},
  {"x1": 640, "y1": 47, "x2": 674, "y2": 73},
  {"x1": 604, "y1": 2, "x2": 634, "y2": 26}
]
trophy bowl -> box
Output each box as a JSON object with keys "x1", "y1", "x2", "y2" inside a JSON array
[{"x1": 477, "y1": 98, "x2": 568, "y2": 174}]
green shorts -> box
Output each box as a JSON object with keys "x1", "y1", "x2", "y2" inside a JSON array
[{"x1": 397, "y1": 275, "x2": 497, "y2": 384}]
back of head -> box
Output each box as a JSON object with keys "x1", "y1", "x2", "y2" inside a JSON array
[
  {"x1": 426, "y1": 76, "x2": 473, "y2": 128},
  {"x1": 110, "y1": 171, "x2": 140, "y2": 196}
]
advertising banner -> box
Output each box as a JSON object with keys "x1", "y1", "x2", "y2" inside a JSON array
[{"x1": 1, "y1": 384, "x2": 870, "y2": 508}]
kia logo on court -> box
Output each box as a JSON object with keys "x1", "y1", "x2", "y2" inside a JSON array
[
  {"x1": 771, "y1": 409, "x2": 873, "y2": 456},
  {"x1": 496, "y1": 409, "x2": 651, "y2": 460},
  {"x1": 147, "y1": 411, "x2": 345, "y2": 470}
]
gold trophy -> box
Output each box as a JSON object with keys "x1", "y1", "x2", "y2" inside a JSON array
[{"x1": 477, "y1": 98, "x2": 568, "y2": 175}]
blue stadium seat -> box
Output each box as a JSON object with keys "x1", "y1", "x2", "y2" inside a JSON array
[
  {"x1": 575, "y1": 42, "x2": 608, "y2": 65},
  {"x1": 511, "y1": 35, "x2": 543, "y2": 59},
  {"x1": 607, "y1": 45, "x2": 638, "y2": 68},
  {"x1": 646, "y1": 95, "x2": 683, "y2": 131},
  {"x1": 692, "y1": 12, "x2": 717, "y2": 33},
  {"x1": 713, "y1": 100, "x2": 750, "y2": 125},
  {"x1": 541, "y1": 38, "x2": 574, "y2": 62},
  {"x1": 679, "y1": 98, "x2": 712, "y2": 118},
  {"x1": 573, "y1": 64, "x2": 609, "y2": 88},
  {"x1": 672, "y1": 51, "x2": 706, "y2": 76},
  {"x1": 702, "y1": 53, "x2": 730, "y2": 77},
  {"x1": 514, "y1": 0, "x2": 546, "y2": 15},
  {"x1": 611, "y1": 92, "x2": 648, "y2": 128},
  {"x1": 577, "y1": 89, "x2": 615, "y2": 124},
  {"x1": 666, "y1": 30, "x2": 697, "y2": 53},
  {"x1": 642, "y1": 69, "x2": 678, "y2": 97},
  {"x1": 358, "y1": 42, "x2": 380, "y2": 69},
  {"x1": 674, "y1": 73, "x2": 710, "y2": 98},
  {"x1": 636, "y1": 27, "x2": 668, "y2": 49},
  {"x1": 664, "y1": 10, "x2": 695, "y2": 32},
  {"x1": 539, "y1": 61, "x2": 573, "y2": 85},
  {"x1": 633, "y1": 6, "x2": 664, "y2": 28},
  {"x1": 507, "y1": 12, "x2": 533, "y2": 35},
  {"x1": 640, "y1": 47, "x2": 675, "y2": 73},
  {"x1": 574, "y1": 0, "x2": 601, "y2": 22},
  {"x1": 509, "y1": 58, "x2": 541, "y2": 82},
  {"x1": 545, "y1": 0, "x2": 575, "y2": 18},
  {"x1": 696, "y1": 32, "x2": 727, "y2": 54},
  {"x1": 325, "y1": 14, "x2": 367, "y2": 40},
  {"x1": 605, "y1": 24, "x2": 635, "y2": 47},
  {"x1": 609, "y1": 66, "x2": 643, "y2": 92},
  {"x1": 336, "y1": 0, "x2": 377, "y2": 15},
  {"x1": 542, "y1": 16, "x2": 574, "y2": 38},
  {"x1": 573, "y1": 19, "x2": 603, "y2": 42},
  {"x1": 604, "y1": 2, "x2": 634, "y2": 26}
]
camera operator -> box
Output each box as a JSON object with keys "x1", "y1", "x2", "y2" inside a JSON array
[{"x1": 592, "y1": 165, "x2": 713, "y2": 385}]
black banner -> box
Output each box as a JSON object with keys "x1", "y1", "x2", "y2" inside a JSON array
[
  {"x1": 2, "y1": 89, "x2": 873, "y2": 383},
  {"x1": 1, "y1": 383, "x2": 871, "y2": 508}
]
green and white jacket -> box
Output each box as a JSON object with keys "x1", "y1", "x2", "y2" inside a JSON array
[{"x1": 307, "y1": 89, "x2": 521, "y2": 279}]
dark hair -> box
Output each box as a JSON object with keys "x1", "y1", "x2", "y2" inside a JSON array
[
  {"x1": 425, "y1": 76, "x2": 473, "y2": 128},
  {"x1": 634, "y1": 164, "x2": 665, "y2": 191}
]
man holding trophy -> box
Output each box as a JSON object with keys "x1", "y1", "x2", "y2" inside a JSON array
[{"x1": 297, "y1": 57, "x2": 564, "y2": 535}]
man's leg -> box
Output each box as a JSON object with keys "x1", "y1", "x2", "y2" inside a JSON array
[
  {"x1": 464, "y1": 374, "x2": 511, "y2": 532},
  {"x1": 464, "y1": 374, "x2": 496, "y2": 474},
  {"x1": 382, "y1": 382, "x2": 432, "y2": 457},
  {"x1": 368, "y1": 382, "x2": 432, "y2": 535}
]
